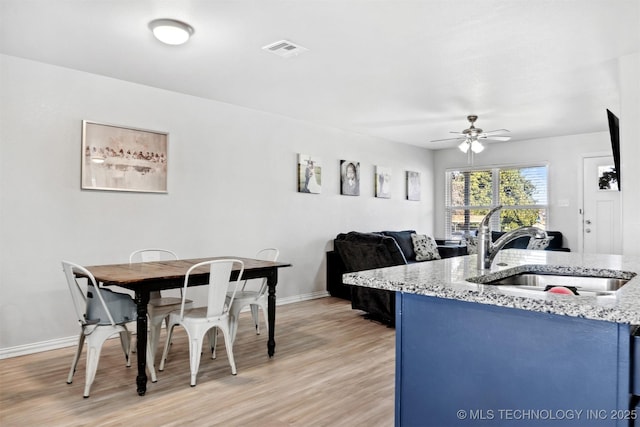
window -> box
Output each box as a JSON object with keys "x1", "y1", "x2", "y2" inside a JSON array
[{"x1": 445, "y1": 165, "x2": 548, "y2": 238}]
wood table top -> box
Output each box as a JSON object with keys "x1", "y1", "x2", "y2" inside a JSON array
[{"x1": 84, "y1": 256, "x2": 292, "y2": 286}]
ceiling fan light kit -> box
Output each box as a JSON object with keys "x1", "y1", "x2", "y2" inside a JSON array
[
  {"x1": 458, "y1": 141, "x2": 470, "y2": 153},
  {"x1": 149, "y1": 19, "x2": 194, "y2": 45},
  {"x1": 433, "y1": 115, "x2": 510, "y2": 163}
]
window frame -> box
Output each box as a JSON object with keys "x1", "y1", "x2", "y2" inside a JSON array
[{"x1": 444, "y1": 162, "x2": 549, "y2": 238}]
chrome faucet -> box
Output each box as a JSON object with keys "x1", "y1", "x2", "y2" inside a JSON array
[{"x1": 476, "y1": 205, "x2": 548, "y2": 270}]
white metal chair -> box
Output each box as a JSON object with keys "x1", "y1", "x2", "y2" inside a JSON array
[
  {"x1": 227, "y1": 248, "x2": 279, "y2": 342},
  {"x1": 62, "y1": 260, "x2": 137, "y2": 398},
  {"x1": 129, "y1": 249, "x2": 193, "y2": 382},
  {"x1": 159, "y1": 259, "x2": 244, "y2": 387}
]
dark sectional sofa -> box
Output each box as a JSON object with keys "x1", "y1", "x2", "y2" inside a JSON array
[
  {"x1": 491, "y1": 230, "x2": 570, "y2": 251},
  {"x1": 328, "y1": 230, "x2": 464, "y2": 325},
  {"x1": 327, "y1": 229, "x2": 569, "y2": 326}
]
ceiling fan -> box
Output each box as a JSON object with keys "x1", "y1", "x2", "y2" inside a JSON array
[{"x1": 431, "y1": 115, "x2": 511, "y2": 159}]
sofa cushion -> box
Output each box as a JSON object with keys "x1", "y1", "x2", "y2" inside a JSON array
[
  {"x1": 381, "y1": 230, "x2": 416, "y2": 261},
  {"x1": 335, "y1": 231, "x2": 407, "y2": 272},
  {"x1": 492, "y1": 230, "x2": 567, "y2": 251},
  {"x1": 411, "y1": 233, "x2": 441, "y2": 261},
  {"x1": 491, "y1": 231, "x2": 530, "y2": 249},
  {"x1": 544, "y1": 231, "x2": 564, "y2": 250},
  {"x1": 465, "y1": 235, "x2": 478, "y2": 254},
  {"x1": 526, "y1": 236, "x2": 554, "y2": 250}
]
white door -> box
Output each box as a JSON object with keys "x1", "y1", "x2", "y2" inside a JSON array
[{"x1": 582, "y1": 156, "x2": 622, "y2": 254}]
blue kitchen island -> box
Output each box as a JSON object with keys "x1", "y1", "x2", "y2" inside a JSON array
[{"x1": 344, "y1": 250, "x2": 640, "y2": 427}]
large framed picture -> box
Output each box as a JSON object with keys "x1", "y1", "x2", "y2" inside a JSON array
[{"x1": 81, "y1": 120, "x2": 168, "y2": 193}]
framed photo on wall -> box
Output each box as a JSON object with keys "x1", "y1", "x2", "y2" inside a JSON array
[
  {"x1": 298, "y1": 153, "x2": 322, "y2": 194},
  {"x1": 375, "y1": 166, "x2": 391, "y2": 198},
  {"x1": 81, "y1": 120, "x2": 168, "y2": 193},
  {"x1": 406, "y1": 171, "x2": 420, "y2": 201},
  {"x1": 340, "y1": 160, "x2": 360, "y2": 196}
]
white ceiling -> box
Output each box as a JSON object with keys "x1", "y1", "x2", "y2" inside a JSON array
[{"x1": 1, "y1": 0, "x2": 638, "y2": 149}]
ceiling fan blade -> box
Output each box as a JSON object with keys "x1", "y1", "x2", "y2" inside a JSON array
[
  {"x1": 480, "y1": 136, "x2": 512, "y2": 142},
  {"x1": 432, "y1": 118, "x2": 510, "y2": 144},
  {"x1": 482, "y1": 129, "x2": 510, "y2": 135},
  {"x1": 430, "y1": 136, "x2": 466, "y2": 143}
]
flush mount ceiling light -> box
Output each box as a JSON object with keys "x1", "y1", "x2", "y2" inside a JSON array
[{"x1": 149, "y1": 19, "x2": 194, "y2": 45}]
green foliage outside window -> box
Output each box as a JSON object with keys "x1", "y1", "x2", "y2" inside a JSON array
[{"x1": 447, "y1": 166, "x2": 547, "y2": 235}]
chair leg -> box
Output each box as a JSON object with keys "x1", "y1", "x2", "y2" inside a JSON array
[
  {"x1": 147, "y1": 341, "x2": 157, "y2": 383},
  {"x1": 163, "y1": 315, "x2": 172, "y2": 346},
  {"x1": 118, "y1": 331, "x2": 131, "y2": 367},
  {"x1": 248, "y1": 301, "x2": 269, "y2": 336},
  {"x1": 250, "y1": 304, "x2": 260, "y2": 334},
  {"x1": 259, "y1": 301, "x2": 269, "y2": 335},
  {"x1": 83, "y1": 327, "x2": 118, "y2": 398},
  {"x1": 147, "y1": 317, "x2": 163, "y2": 382},
  {"x1": 229, "y1": 303, "x2": 243, "y2": 343},
  {"x1": 67, "y1": 332, "x2": 85, "y2": 384},
  {"x1": 219, "y1": 324, "x2": 237, "y2": 376},
  {"x1": 159, "y1": 323, "x2": 176, "y2": 372},
  {"x1": 187, "y1": 331, "x2": 205, "y2": 387},
  {"x1": 84, "y1": 344, "x2": 101, "y2": 398},
  {"x1": 207, "y1": 327, "x2": 218, "y2": 360}
]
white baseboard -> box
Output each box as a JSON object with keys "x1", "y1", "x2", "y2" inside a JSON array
[
  {"x1": 0, "y1": 291, "x2": 329, "y2": 360},
  {"x1": 0, "y1": 336, "x2": 80, "y2": 359}
]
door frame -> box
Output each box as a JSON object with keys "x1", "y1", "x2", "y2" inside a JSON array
[{"x1": 578, "y1": 151, "x2": 623, "y2": 253}]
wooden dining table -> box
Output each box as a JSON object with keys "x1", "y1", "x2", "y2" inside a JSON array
[{"x1": 82, "y1": 256, "x2": 292, "y2": 396}]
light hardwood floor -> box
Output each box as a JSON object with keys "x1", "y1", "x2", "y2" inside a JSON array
[{"x1": 0, "y1": 297, "x2": 395, "y2": 427}]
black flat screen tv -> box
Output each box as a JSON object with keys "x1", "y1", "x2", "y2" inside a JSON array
[{"x1": 606, "y1": 109, "x2": 621, "y2": 191}]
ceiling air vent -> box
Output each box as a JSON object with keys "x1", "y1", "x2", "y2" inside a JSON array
[{"x1": 262, "y1": 40, "x2": 308, "y2": 58}]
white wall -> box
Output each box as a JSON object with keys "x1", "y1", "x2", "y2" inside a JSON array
[
  {"x1": 620, "y1": 52, "x2": 640, "y2": 255},
  {"x1": 0, "y1": 55, "x2": 435, "y2": 353},
  {"x1": 433, "y1": 132, "x2": 612, "y2": 251}
]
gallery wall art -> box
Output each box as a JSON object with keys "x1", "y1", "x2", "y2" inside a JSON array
[
  {"x1": 340, "y1": 160, "x2": 360, "y2": 196},
  {"x1": 298, "y1": 153, "x2": 322, "y2": 194},
  {"x1": 81, "y1": 120, "x2": 168, "y2": 193},
  {"x1": 407, "y1": 171, "x2": 421, "y2": 201},
  {"x1": 375, "y1": 166, "x2": 391, "y2": 198},
  {"x1": 294, "y1": 154, "x2": 422, "y2": 202}
]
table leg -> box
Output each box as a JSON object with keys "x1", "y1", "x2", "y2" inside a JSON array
[
  {"x1": 135, "y1": 290, "x2": 150, "y2": 396},
  {"x1": 267, "y1": 269, "x2": 278, "y2": 357}
]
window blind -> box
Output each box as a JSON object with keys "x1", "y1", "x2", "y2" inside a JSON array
[{"x1": 445, "y1": 165, "x2": 548, "y2": 238}]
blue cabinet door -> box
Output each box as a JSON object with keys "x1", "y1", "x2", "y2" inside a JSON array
[{"x1": 395, "y1": 292, "x2": 632, "y2": 427}]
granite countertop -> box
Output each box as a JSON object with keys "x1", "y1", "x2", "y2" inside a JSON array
[{"x1": 342, "y1": 249, "x2": 640, "y2": 324}]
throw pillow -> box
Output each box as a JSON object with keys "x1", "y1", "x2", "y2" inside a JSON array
[
  {"x1": 465, "y1": 235, "x2": 478, "y2": 255},
  {"x1": 526, "y1": 236, "x2": 554, "y2": 250},
  {"x1": 381, "y1": 230, "x2": 416, "y2": 261},
  {"x1": 411, "y1": 233, "x2": 441, "y2": 261}
]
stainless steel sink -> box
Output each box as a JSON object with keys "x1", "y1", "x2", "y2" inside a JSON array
[
  {"x1": 466, "y1": 267, "x2": 637, "y2": 298},
  {"x1": 492, "y1": 284, "x2": 615, "y2": 297},
  {"x1": 488, "y1": 273, "x2": 629, "y2": 292}
]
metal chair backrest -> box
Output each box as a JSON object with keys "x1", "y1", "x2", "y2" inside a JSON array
[
  {"x1": 251, "y1": 248, "x2": 280, "y2": 295},
  {"x1": 129, "y1": 249, "x2": 179, "y2": 299},
  {"x1": 129, "y1": 248, "x2": 178, "y2": 264},
  {"x1": 181, "y1": 259, "x2": 244, "y2": 319},
  {"x1": 62, "y1": 260, "x2": 117, "y2": 326}
]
